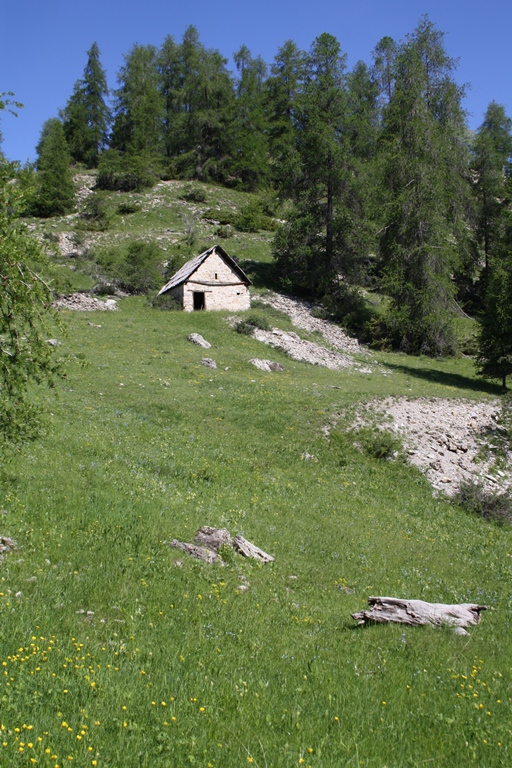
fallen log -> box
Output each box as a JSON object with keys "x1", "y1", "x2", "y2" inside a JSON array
[
  {"x1": 352, "y1": 597, "x2": 488, "y2": 635},
  {"x1": 168, "y1": 528, "x2": 274, "y2": 564},
  {"x1": 168, "y1": 539, "x2": 218, "y2": 563},
  {"x1": 233, "y1": 534, "x2": 274, "y2": 563}
]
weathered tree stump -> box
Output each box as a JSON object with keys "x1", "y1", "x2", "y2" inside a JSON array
[
  {"x1": 352, "y1": 597, "x2": 488, "y2": 635},
  {"x1": 194, "y1": 526, "x2": 232, "y2": 551}
]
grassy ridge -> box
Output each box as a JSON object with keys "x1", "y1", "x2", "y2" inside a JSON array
[{"x1": 1, "y1": 299, "x2": 511, "y2": 767}]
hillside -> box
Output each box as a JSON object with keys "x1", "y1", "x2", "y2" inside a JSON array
[{"x1": 1, "y1": 178, "x2": 511, "y2": 767}]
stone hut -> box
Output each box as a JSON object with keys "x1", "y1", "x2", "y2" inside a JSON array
[{"x1": 158, "y1": 245, "x2": 251, "y2": 312}]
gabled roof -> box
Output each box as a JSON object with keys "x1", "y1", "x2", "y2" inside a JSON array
[{"x1": 158, "y1": 245, "x2": 251, "y2": 295}]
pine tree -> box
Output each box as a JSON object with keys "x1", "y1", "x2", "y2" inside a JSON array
[
  {"x1": 379, "y1": 18, "x2": 470, "y2": 355},
  {"x1": 61, "y1": 42, "x2": 110, "y2": 167},
  {"x1": 32, "y1": 118, "x2": 75, "y2": 217}
]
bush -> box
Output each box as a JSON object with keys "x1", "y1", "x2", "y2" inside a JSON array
[
  {"x1": 202, "y1": 208, "x2": 236, "y2": 226},
  {"x1": 149, "y1": 291, "x2": 182, "y2": 311},
  {"x1": 121, "y1": 242, "x2": 164, "y2": 294},
  {"x1": 235, "y1": 313, "x2": 271, "y2": 335},
  {"x1": 179, "y1": 184, "x2": 207, "y2": 203},
  {"x1": 76, "y1": 191, "x2": 112, "y2": 231},
  {"x1": 355, "y1": 427, "x2": 403, "y2": 460},
  {"x1": 329, "y1": 426, "x2": 402, "y2": 461},
  {"x1": 117, "y1": 200, "x2": 141, "y2": 215},
  {"x1": 455, "y1": 480, "x2": 512, "y2": 525},
  {"x1": 96, "y1": 150, "x2": 157, "y2": 192}
]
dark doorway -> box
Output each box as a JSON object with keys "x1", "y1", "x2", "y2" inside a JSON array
[{"x1": 193, "y1": 291, "x2": 205, "y2": 310}]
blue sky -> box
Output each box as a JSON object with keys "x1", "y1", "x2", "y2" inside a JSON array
[{"x1": 2, "y1": 0, "x2": 511, "y2": 162}]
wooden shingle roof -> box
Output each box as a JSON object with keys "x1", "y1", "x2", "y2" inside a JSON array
[{"x1": 158, "y1": 245, "x2": 251, "y2": 295}]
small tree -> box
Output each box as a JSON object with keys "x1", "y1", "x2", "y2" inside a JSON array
[
  {"x1": 32, "y1": 118, "x2": 75, "y2": 217},
  {"x1": 0, "y1": 159, "x2": 62, "y2": 444}
]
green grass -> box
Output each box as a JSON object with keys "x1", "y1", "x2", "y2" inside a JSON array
[{"x1": 1, "y1": 297, "x2": 511, "y2": 767}]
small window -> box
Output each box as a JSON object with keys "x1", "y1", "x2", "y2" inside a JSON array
[{"x1": 215, "y1": 273, "x2": 218, "y2": 279}]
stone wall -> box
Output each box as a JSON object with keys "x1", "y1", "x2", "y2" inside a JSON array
[{"x1": 181, "y1": 251, "x2": 250, "y2": 312}]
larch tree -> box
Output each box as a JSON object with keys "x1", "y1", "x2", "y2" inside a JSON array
[
  {"x1": 273, "y1": 33, "x2": 375, "y2": 302},
  {"x1": 230, "y1": 45, "x2": 270, "y2": 191},
  {"x1": 111, "y1": 44, "x2": 163, "y2": 156},
  {"x1": 61, "y1": 42, "x2": 110, "y2": 167},
  {"x1": 32, "y1": 118, "x2": 75, "y2": 217},
  {"x1": 473, "y1": 101, "x2": 512, "y2": 272},
  {"x1": 379, "y1": 17, "x2": 470, "y2": 355}
]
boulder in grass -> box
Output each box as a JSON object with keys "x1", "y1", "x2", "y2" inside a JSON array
[
  {"x1": 249, "y1": 358, "x2": 284, "y2": 372},
  {"x1": 188, "y1": 333, "x2": 211, "y2": 348}
]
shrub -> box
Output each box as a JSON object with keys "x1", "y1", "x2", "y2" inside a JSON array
[
  {"x1": 202, "y1": 208, "x2": 236, "y2": 226},
  {"x1": 116, "y1": 242, "x2": 164, "y2": 294},
  {"x1": 355, "y1": 427, "x2": 403, "y2": 460},
  {"x1": 455, "y1": 480, "x2": 512, "y2": 525},
  {"x1": 76, "y1": 191, "x2": 112, "y2": 231},
  {"x1": 330, "y1": 426, "x2": 402, "y2": 461},
  {"x1": 96, "y1": 150, "x2": 157, "y2": 192},
  {"x1": 149, "y1": 291, "x2": 182, "y2": 311},
  {"x1": 235, "y1": 313, "x2": 271, "y2": 335},
  {"x1": 179, "y1": 184, "x2": 207, "y2": 203},
  {"x1": 117, "y1": 200, "x2": 141, "y2": 215}
]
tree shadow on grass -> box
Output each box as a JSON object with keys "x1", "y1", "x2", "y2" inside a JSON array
[{"x1": 383, "y1": 361, "x2": 505, "y2": 396}]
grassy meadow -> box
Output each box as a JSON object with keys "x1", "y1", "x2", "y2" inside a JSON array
[{"x1": 1, "y1": 179, "x2": 511, "y2": 767}]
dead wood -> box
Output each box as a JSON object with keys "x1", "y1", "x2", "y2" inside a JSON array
[
  {"x1": 0, "y1": 536, "x2": 17, "y2": 560},
  {"x1": 168, "y1": 539, "x2": 218, "y2": 563},
  {"x1": 233, "y1": 535, "x2": 274, "y2": 563},
  {"x1": 194, "y1": 527, "x2": 232, "y2": 551},
  {"x1": 168, "y1": 528, "x2": 273, "y2": 564},
  {"x1": 352, "y1": 597, "x2": 488, "y2": 635}
]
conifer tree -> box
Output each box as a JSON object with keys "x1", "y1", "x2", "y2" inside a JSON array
[
  {"x1": 62, "y1": 42, "x2": 110, "y2": 167},
  {"x1": 159, "y1": 27, "x2": 235, "y2": 182},
  {"x1": 230, "y1": 45, "x2": 270, "y2": 190},
  {"x1": 265, "y1": 40, "x2": 306, "y2": 198},
  {"x1": 111, "y1": 44, "x2": 163, "y2": 155},
  {"x1": 32, "y1": 118, "x2": 75, "y2": 217},
  {"x1": 473, "y1": 102, "x2": 512, "y2": 271},
  {"x1": 379, "y1": 18, "x2": 470, "y2": 355},
  {"x1": 273, "y1": 33, "x2": 374, "y2": 299}
]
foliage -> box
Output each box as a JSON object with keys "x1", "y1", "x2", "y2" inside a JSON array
[
  {"x1": 61, "y1": 42, "x2": 110, "y2": 167},
  {"x1": 178, "y1": 184, "x2": 208, "y2": 203},
  {"x1": 148, "y1": 291, "x2": 183, "y2": 311},
  {"x1": 455, "y1": 479, "x2": 512, "y2": 525},
  {"x1": 234, "y1": 312, "x2": 271, "y2": 335},
  {"x1": 379, "y1": 18, "x2": 470, "y2": 356},
  {"x1": 0, "y1": 161, "x2": 62, "y2": 445},
  {"x1": 31, "y1": 118, "x2": 75, "y2": 217},
  {"x1": 96, "y1": 150, "x2": 157, "y2": 192},
  {"x1": 116, "y1": 200, "x2": 141, "y2": 215},
  {"x1": 76, "y1": 191, "x2": 112, "y2": 231},
  {"x1": 117, "y1": 241, "x2": 164, "y2": 294},
  {"x1": 476, "y1": 179, "x2": 512, "y2": 388},
  {"x1": 111, "y1": 43, "x2": 163, "y2": 155}
]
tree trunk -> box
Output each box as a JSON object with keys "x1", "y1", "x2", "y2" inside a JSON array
[{"x1": 352, "y1": 597, "x2": 488, "y2": 635}]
